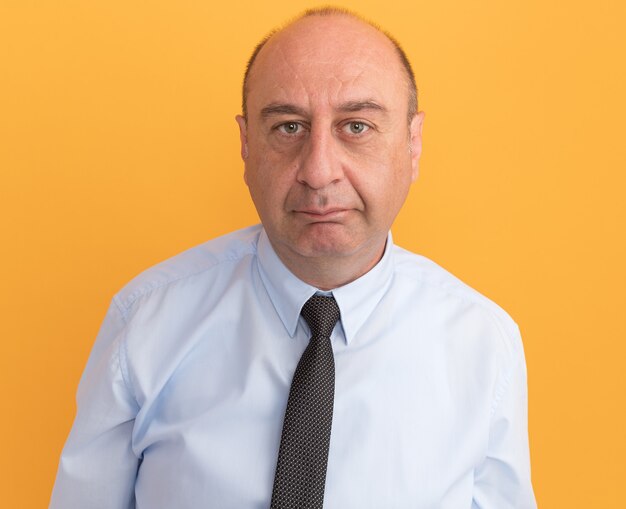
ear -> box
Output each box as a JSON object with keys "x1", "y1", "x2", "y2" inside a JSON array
[
  {"x1": 235, "y1": 115, "x2": 249, "y2": 161},
  {"x1": 409, "y1": 111, "x2": 425, "y2": 182}
]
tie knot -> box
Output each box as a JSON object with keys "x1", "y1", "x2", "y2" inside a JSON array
[{"x1": 301, "y1": 295, "x2": 340, "y2": 338}]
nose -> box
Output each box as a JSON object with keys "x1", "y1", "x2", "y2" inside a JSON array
[{"x1": 296, "y1": 126, "x2": 343, "y2": 190}]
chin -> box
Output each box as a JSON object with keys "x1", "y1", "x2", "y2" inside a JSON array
[{"x1": 294, "y1": 234, "x2": 362, "y2": 259}]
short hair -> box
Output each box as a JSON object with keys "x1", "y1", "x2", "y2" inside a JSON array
[{"x1": 241, "y1": 7, "x2": 418, "y2": 123}]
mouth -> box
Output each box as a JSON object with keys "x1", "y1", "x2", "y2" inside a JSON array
[{"x1": 294, "y1": 208, "x2": 349, "y2": 221}]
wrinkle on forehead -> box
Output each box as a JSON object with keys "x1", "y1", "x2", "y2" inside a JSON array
[
  {"x1": 249, "y1": 16, "x2": 405, "y2": 116},
  {"x1": 332, "y1": 69, "x2": 366, "y2": 103},
  {"x1": 274, "y1": 51, "x2": 384, "y2": 108}
]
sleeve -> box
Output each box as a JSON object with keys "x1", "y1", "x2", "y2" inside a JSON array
[
  {"x1": 472, "y1": 326, "x2": 537, "y2": 509},
  {"x1": 49, "y1": 297, "x2": 140, "y2": 509}
]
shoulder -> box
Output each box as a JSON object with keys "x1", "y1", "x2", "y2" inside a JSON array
[
  {"x1": 392, "y1": 244, "x2": 522, "y2": 356},
  {"x1": 112, "y1": 224, "x2": 262, "y2": 320}
]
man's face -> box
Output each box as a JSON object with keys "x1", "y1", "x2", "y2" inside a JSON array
[{"x1": 237, "y1": 15, "x2": 423, "y2": 275}]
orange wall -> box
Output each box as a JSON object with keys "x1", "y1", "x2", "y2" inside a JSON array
[{"x1": 2, "y1": 1, "x2": 625, "y2": 506}]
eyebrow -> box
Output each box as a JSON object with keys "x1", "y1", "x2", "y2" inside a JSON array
[
  {"x1": 261, "y1": 104, "x2": 308, "y2": 118},
  {"x1": 338, "y1": 100, "x2": 388, "y2": 114},
  {"x1": 260, "y1": 100, "x2": 388, "y2": 118}
]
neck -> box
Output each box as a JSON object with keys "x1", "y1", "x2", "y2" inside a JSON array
[{"x1": 271, "y1": 239, "x2": 387, "y2": 291}]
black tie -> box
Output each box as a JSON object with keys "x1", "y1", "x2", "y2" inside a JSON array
[{"x1": 270, "y1": 295, "x2": 341, "y2": 509}]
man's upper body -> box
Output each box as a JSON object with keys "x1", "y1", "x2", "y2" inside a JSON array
[
  {"x1": 51, "y1": 8, "x2": 536, "y2": 508},
  {"x1": 50, "y1": 225, "x2": 535, "y2": 508}
]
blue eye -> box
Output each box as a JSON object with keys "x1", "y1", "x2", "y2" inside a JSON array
[
  {"x1": 345, "y1": 122, "x2": 369, "y2": 134},
  {"x1": 278, "y1": 122, "x2": 301, "y2": 134}
]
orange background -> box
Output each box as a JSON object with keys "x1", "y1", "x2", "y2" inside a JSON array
[{"x1": 2, "y1": 1, "x2": 625, "y2": 507}]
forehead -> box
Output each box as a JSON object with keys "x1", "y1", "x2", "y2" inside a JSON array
[{"x1": 247, "y1": 15, "x2": 408, "y2": 116}]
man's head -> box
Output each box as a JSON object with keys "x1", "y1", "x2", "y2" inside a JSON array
[
  {"x1": 242, "y1": 8, "x2": 419, "y2": 124},
  {"x1": 236, "y1": 8, "x2": 424, "y2": 289}
]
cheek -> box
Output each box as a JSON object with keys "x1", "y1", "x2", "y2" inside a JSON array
[
  {"x1": 350, "y1": 148, "x2": 413, "y2": 211},
  {"x1": 249, "y1": 134, "x2": 303, "y2": 178},
  {"x1": 245, "y1": 157, "x2": 294, "y2": 214}
]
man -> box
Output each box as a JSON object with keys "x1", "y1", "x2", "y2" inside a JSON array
[{"x1": 51, "y1": 7, "x2": 536, "y2": 508}]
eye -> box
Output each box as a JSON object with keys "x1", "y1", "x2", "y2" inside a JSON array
[
  {"x1": 343, "y1": 122, "x2": 370, "y2": 135},
  {"x1": 277, "y1": 122, "x2": 302, "y2": 135}
]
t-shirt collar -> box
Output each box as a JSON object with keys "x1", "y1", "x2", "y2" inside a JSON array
[{"x1": 256, "y1": 228, "x2": 395, "y2": 345}]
